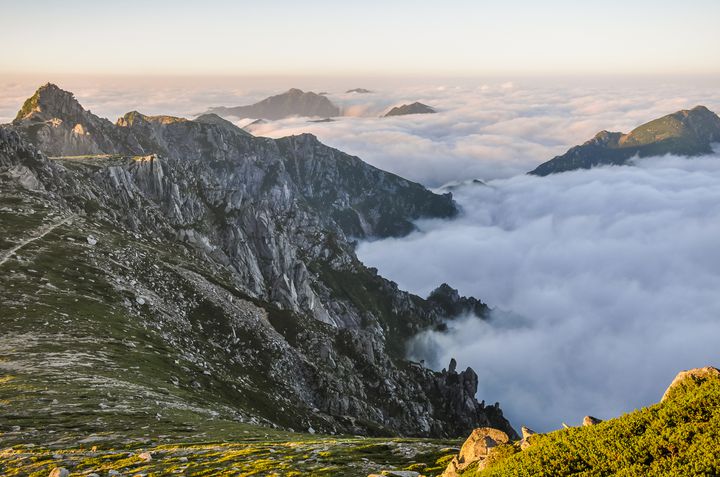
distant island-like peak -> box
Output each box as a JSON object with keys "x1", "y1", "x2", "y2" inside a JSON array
[
  {"x1": 529, "y1": 105, "x2": 720, "y2": 175},
  {"x1": 383, "y1": 102, "x2": 437, "y2": 117},
  {"x1": 204, "y1": 88, "x2": 340, "y2": 120}
]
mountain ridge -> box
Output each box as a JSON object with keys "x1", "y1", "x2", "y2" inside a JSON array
[
  {"x1": 529, "y1": 105, "x2": 720, "y2": 175},
  {"x1": 1, "y1": 83, "x2": 515, "y2": 442}
]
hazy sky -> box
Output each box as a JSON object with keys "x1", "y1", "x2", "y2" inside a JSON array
[{"x1": 1, "y1": 0, "x2": 719, "y2": 76}]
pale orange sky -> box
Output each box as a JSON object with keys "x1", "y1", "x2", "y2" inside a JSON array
[{"x1": 1, "y1": 0, "x2": 719, "y2": 76}]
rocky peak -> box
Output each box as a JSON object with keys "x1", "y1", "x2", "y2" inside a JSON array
[{"x1": 14, "y1": 83, "x2": 86, "y2": 125}]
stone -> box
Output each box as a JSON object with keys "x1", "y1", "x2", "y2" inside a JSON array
[
  {"x1": 662, "y1": 366, "x2": 720, "y2": 401},
  {"x1": 86, "y1": 235, "x2": 97, "y2": 245},
  {"x1": 372, "y1": 472, "x2": 421, "y2": 477},
  {"x1": 49, "y1": 468, "x2": 69, "y2": 477},
  {"x1": 137, "y1": 451, "x2": 152, "y2": 461},
  {"x1": 441, "y1": 427, "x2": 510, "y2": 476},
  {"x1": 583, "y1": 416, "x2": 602, "y2": 426},
  {"x1": 519, "y1": 425, "x2": 537, "y2": 450}
]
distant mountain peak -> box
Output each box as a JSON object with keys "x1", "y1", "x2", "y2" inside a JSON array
[
  {"x1": 205, "y1": 88, "x2": 340, "y2": 120},
  {"x1": 383, "y1": 102, "x2": 436, "y2": 117},
  {"x1": 530, "y1": 105, "x2": 720, "y2": 176}
]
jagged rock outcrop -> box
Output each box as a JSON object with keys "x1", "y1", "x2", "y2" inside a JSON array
[
  {"x1": 1, "y1": 83, "x2": 514, "y2": 440},
  {"x1": 661, "y1": 366, "x2": 720, "y2": 402},
  {"x1": 205, "y1": 88, "x2": 340, "y2": 120},
  {"x1": 384, "y1": 102, "x2": 436, "y2": 117},
  {"x1": 529, "y1": 106, "x2": 720, "y2": 176},
  {"x1": 427, "y1": 283, "x2": 490, "y2": 320}
]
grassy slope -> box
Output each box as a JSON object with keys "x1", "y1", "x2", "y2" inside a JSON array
[
  {"x1": 470, "y1": 376, "x2": 720, "y2": 477},
  {"x1": 0, "y1": 437, "x2": 459, "y2": 476}
]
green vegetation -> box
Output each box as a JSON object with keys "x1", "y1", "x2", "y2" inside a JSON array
[
  {"x1": 14, "y1": 92, "x2": 40, "y2": 122},
  {"x1": 468, "y1": 375, "x2": 720, "y2": 476},
  {"x1": 0, "y1": 437, "x2": 459, "y2": 476}
]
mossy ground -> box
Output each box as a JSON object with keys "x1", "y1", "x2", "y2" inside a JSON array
[{"x1": 1, "y1": 436, "x2": 459, "y2": 476}]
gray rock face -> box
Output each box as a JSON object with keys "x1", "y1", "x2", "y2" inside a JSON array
[
  {"x1": 205, "y1": 88, "x2": 340, "y2": 120},
  {"x1": 0, "y1": 84, "x2": 515, "y2": 439}
]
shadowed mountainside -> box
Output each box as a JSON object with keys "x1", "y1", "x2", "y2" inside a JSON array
[{"x1": 529, "y1": 105, "x2": 720, "y2": 176}]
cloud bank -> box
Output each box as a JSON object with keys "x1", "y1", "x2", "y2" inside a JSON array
[
  {"x1": 5, "y1": 76, "x2": 718, "y2": 187},
  {"x1": 242, "y1": 79, "x2": 720, "y2": 186},
  {"x1": 357, "y1": 155, "x2": 720, "y2": 431}
]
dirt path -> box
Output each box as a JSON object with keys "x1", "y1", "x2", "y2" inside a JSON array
[{"x1": 0, "y1": 215, "x2": 74, "y2": 267}]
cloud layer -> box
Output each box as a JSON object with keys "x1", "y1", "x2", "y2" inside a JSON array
[
  {"x1": 242, "y1": 78, "x2": 720, "y2": 186},
  {"x1": 5, "y1": 76, "x2": 719, "y2": 186},
  {"x1": 357, "y1": 155, "x2": 720, "y2": 431}
]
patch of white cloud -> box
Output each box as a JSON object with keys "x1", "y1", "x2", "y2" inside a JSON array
[{"x1": 357, "y1": 154, "x2": 720, "y2": 431}]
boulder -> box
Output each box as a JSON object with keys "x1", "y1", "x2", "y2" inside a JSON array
[
  {"x1": 583, "y1": 416, "x2": 602, "y2": 426},
  {"x1": 137, "y1": 451, "x2": 152, "y2": 461},
  {"x1": 662, "y1": 366, "x2": 720, "y2": 401},
  {"x1": 441, "y1": 427, "x2": 510, "y2": 477},
  {"x1": 49, "y1": 468, "x2": 69, "y2": 477},
  {"x1": 519, "y1": 426, "x2": 537, "y2": 450}
]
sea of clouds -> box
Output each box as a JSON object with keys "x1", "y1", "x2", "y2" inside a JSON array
[
  {"x1": 358, "y1": 155, "x2": 720, "y2": 431},
  {"x1": 2, "y1": 75, "x2": 720, "y2": 432}
]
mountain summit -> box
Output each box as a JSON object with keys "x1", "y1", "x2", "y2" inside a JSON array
[
  {"x1": 530, "y1": 105, "x2": 720, "y2": 175},
  {"x1": 205, "y1": 88, "x2": 340, "y2": 120}
]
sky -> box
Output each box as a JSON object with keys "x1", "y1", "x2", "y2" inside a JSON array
[{"x1": 1, "y1": 0, "x2": 719, "y2": 76}]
